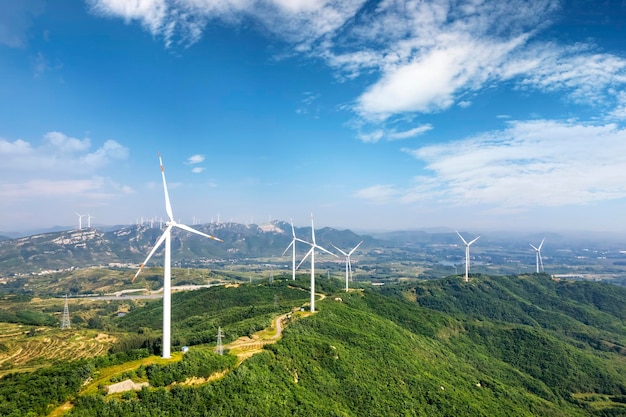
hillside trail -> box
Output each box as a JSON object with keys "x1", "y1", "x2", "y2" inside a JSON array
[{"x1": 47, "y1": 291, "x2": 324, "y2": 417}]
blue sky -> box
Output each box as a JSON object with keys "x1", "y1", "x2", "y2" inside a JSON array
[{"x1": 2, "y1": 0, "x2": 626, "y2": 233}]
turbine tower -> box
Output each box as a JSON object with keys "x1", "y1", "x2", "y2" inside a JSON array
[
  {"x1": 296, "y1": 214, "x2": 337, "y2": 312},
  {"x1": 61, "y1": 295, "x2": 71, "y2": 329},
  {"x1": 75, "y1": 212, "x2": 85, "y2": 230},
  {"x1": 133, "y1": 153, "x2": 223, "y2": 359},
  {"x1": 456, "y1": 231, "x2": 480, "y2": 282},
  {"x1": 332, "y1": 241, "x2": 363, "y2": 292},
  {"x1": 530, "y1": 238, "x2": 545, "y2": 273},
  {"x1": 282, "y1": 219, "x2": 298, "y2": 281}
]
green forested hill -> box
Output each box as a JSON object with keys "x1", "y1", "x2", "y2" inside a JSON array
[{"x1": 1, "y1": 274, "x2": 625, "y2": 416}]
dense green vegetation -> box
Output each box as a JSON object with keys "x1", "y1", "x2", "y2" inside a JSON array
[
  {"x1": 0, "y1": 350, "x2": 150, "y2": 416},
  {"x1": 116, "y1": 281, "x2": 310, "y2": 348},
  {"x1": 127, "y1": 349, "x2": 236, "y2": 387},
  {"x1": 1, "y1": 274, "x2": 625, "y2": 416}
]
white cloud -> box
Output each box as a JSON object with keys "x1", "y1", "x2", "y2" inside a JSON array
[
  {"x1": 387, "y1": 125, "x2": 432, "y2": 140},
  {"x1": 356, "y1": 124, "x2": 431, "y2": 143},
  {"x1": 186, "y1": 154, "x2": 205, "y2": 164},
  {"x1": 44, "y1": 131, "x2": 90, "y2": 153},
  {"x1": 353, "y1": 184, "x2": 398, "y2": 202},
  {"x1": 0, "y1": 177, "x2": 129, "y2": 200},
  {"x1": 191, "y1": 167, "x2": 205, "y2": 174},
  {"x1": 87, "y1": 0, "x2": 626, "y2": 125},
  {"x1": 506, "y1": 44, "x2": 626, "y2": 105},
  {"x1": 0, "y1": 131, "x2": 132, "y2": 209},
  {"x1": 399, "y1": 120, "x2": 626, "y2": 207},
  {"x1": 357, "y1": 130, "x2": 384, "y2": 143},
  {"x1": 0, "y1": 132, "x2": 128, "y2": 173},
  {"x1": 88, "y1": 0, "x2": 167, "y2": 35},
  {"x1": 88, "y1": 0, "x2": 365, "y2": 47}
]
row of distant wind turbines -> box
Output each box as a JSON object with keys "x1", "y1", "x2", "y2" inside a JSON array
[
  {"x1": 133, "y1": 154, "x2": 546, "y2": 359},
  {"x1": 132, "y1": 154, "x2": 363, "y2": 358},
  {"x1": 456, "y1": 232, "x2": 546, "y2": 282},
  {"x1": 74, "y1": 212, "x2": 95, "y2": 230}
]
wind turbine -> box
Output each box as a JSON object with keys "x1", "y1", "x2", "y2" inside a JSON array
[
  {"x1": 75, "y1": 212, "x2": 85, "y2": 230},
  {"x1": 296, "y1": 214, "x2": 337, "y2": 312},
  {"x1": 332, "y1": 241, "x2": 363, "y2": 292},
  {"x1": 282, "y1": 219, "x2": 298, "y2": 281},
  {"x1": 530, "y1": 238, "x2": 545, "y2": 273},
  {"x1": 133, "y1": 153, "x2": 223, "y2": 359},
  {"x1": 456, "y1": 231, "x2": 480, "y2": 282},
  {"x1": 87, "y1": 214, "x2": 94, "y2": 228}
]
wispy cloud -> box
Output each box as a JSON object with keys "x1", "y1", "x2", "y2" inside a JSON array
[
  {"x1": 0, "y1": 0, "x2": 44, "y2": 48},
  {"x1": 88, "y1": 0, "x2": 365, "y2": 48},
  {"x1": 191, "y1": 167, "x2": 205, "y2": 174},
  {"x1": 186, "y1": 154, "x2": 205, "y2": 164},
  {"x1": 357, "y1": 124, "x2": 432, "y2": 143},
  {"x1": 353, "y1": 184, "x2": 399, "y2": 202},
  {"x1": 388, "y1": 125, "x2": 432, "y2": 140},
  {"x1": 390, "y1": 120, "x2": 626, "y2": 207}
]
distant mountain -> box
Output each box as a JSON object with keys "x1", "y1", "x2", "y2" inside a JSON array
[{"x1": 0, "y1": 221, "x2": 379, "y2": 275}]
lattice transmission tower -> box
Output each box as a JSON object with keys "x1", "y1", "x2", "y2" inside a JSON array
[
  {"x1": 215, "y1": 326, "x2": 223, "y2": 356},
  {"x1": 61, "y1": 295, "x2": 71, "y2": 330}
]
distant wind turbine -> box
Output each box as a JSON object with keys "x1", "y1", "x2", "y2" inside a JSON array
[
  {"x1": 75, "y1": 212, "x2": 85, "y2": 230},
  {"x1": 133, "y1": 153, "x2": 223, "y2": 359},
  {"x1": 457, "y1": 231, "x2": 480, "y2": 282},
  {"x1": 296, "y1": 214, "x2": 337, "y2": 312},
  {"x1": 87, "y1": 214, "x2": 94, "y2": 228},
  {"x1": 332, "y1": 241, "x2": 363, "y2": 292},
  {"x1": 530, "y1": 238, "x2": 545, "y2": 273},
  {"x1": 282, "y1": 219, "x2": 298, "y2": 281}
]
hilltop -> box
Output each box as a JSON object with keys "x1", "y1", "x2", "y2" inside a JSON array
[{"x1": 0, "y1": 274, "x2": 625, "y2": 416}]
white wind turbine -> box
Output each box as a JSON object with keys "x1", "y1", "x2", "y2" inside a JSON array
[
  {"x1": 282, "y1": 219, "x2": 298, "y2": 281},
  {"x1": 332, "y1": 241, "x2": 363, "y2": 292},
  {"x1": 456, "y1": 231, "x2": 480, "y2": 282},
  {"x1": 75, "y1": 212, "x2": 85, "y2": 230},
  {"x1": 87, "y1": 214, "x2": 94, "y2": 228},
  {"x1": 530, "y1": 238, "x2": 545, "y2": 273},
  {"x1": 296, "y1": 214, "x2": 337, "y2": 312},
  {"x1": 133, "y1": 153, "x2": 223, "y2": 359}
]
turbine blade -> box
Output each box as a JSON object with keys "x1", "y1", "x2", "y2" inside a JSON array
[
  {"x1": 175, "y1": 223, "x2": 223, "y2": 242},
  {"x1": 468, "y1": 236, "x2": 480, "y2": 246},
  {"x1": 296, "y1": 237, "x2": 312, "y2": 246},
  {"x1": 539, "y1": 253, "x2": 544, "y2": 271},
  {"x1": 332, "y1": 244, "x2": 348, "y2": 256},
  {"x1": 133, "y1": 227, "x2": 170, "y2": 281},
  {"x1": 159, "y1": 153, "x2": 175, "y2": 222},
  {"x1": 282, "y1": 239, "x2": 295, "y2": 256},
  {"x1": 297, "y1": 247, "x2": 314, "y2": 269},
  {"x1": 310, "y1": 213, "x2": 316, "y2": 244},
  {"x1": 530, "y1": 243, "x2": 538, "y2": 251},
  {"x1": 456, "y1": 231, "x2": 469, "y2": 245},
  {"x1": 348, "y1": 241, "x2": 363, "y2": 256},
  {"x1": 316, "y1": 244, "x2": 339, "y2": 258},
  {"x1": 290, "y1": 218, "x2": 296, "y2": 238},
  {"x1": 538, "y1": 238, "x2": 545, "y2": 250}
]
